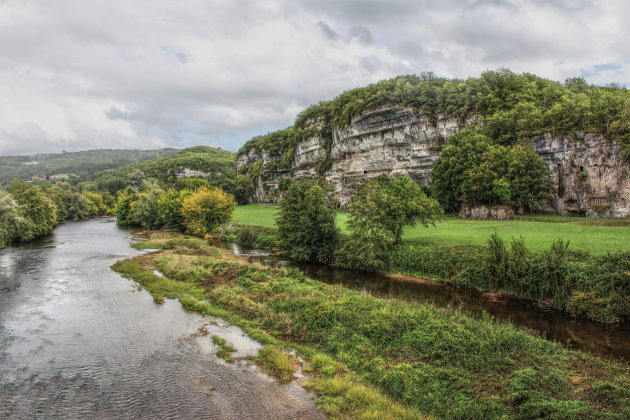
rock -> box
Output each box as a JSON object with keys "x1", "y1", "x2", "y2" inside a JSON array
[{"x1": 238, "y1": 107, "x2": 630, "y2": 217}]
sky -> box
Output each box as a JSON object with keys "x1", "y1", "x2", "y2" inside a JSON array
[{"x1": 0, "y1": 0, "x2": 628, "y2": 156}]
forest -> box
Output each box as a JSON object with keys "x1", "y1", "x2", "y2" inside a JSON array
[{"x1": 0, "y1": 148, "x2": 178, "y2": 184}]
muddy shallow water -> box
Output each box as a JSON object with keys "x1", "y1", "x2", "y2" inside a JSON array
[
  {"x1": 0, "y1": 218, "x2": 323, "y2": 420},
  {"x1": 216, "y1": 242, "x2": 630, "y2": 362}
]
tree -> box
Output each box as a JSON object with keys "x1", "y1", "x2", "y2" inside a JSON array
[
  {"x1": 507, "y1": 145, "x2": 552, "y2": 211},
  {"x1": 461, "y1": 145, "x2": 512, "y2": 206},
  {"x1": 132, "y1": 185, "x2": 164, "y2": 229},
  {"x1": 349, "y1": 175, "x2": 442, "y2": 245},
  {"x1": 158, "y1": 188, "x2": 191, "y2": 230},
  {"x1": 44, "y1": 183, "x2": 90, "y2": 220},
  {"x1": 126, "y1": 168, "x2": 146, "y2": 191},
  {"x1": 432, "y1": 130, "x2": 551, "y2": 211},
  {"x1": 115, "y1": 190, "x2": 140, "y2": 226},
  {"x1": 181, "y1": 187, "x2": 236, "y2": 236},
  {"x1": 175, "y1": 177, "x2": 210, "y2": 191},
  {"x1": 276, "y1": 178, "x2": 338, "y2": 263},
  {"x1": 431, "y1": 130, "x2": 493, "y2": 211},
  {"x1": 82, "y1": 191, "x2": 109, "y2": 215},
  {"x1": 14, "y1": 187, "x2": 58, "y2": 241},
  {"x1": 0, "y1": 191, "x2": 26, "y2": 247},
  {"x1": 336, "y1": 175, "x2": 442, "y2": 271}
]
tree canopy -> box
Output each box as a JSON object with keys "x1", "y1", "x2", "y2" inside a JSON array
[
  {"x1": 276, "y1": 178, "x2": 339, "y2": 263},
  {"x1": 336, "y1": 175, "x2": 443, "y2": 271},
  {"x1": 431, "y1": 130, "x2": 552, "y2": 211}
]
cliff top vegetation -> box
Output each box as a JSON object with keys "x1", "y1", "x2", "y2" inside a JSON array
[{"x1": 238, "y1": 69, "x2": 630, "y2": 167}]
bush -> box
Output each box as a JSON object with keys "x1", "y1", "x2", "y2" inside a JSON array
[{"x1": 181, "y1": 187, "x2": 236, "y2": 236}]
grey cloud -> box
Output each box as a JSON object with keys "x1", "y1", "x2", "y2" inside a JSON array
[
  {"x1": 350, "y1": 26, "x2": 373, "y2": 45},
  {"x1": 0, "y1": 0, "x2": 627, "y2": 155},
  {"x1": 105, "y1": 107, "x2": 136, "y2": 121},
  {"x1": 317, "y1": 21, "x2": 341, "y2": 40}
]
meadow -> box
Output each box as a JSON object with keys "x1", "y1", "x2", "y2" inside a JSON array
[{"x1": 233, "y1": 204, "x2": 630, "y2": 254}]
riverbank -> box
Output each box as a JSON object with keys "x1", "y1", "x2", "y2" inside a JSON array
[
  {"x1": 223, "y1": 223, "x2": 630, "y2": 324},
  {"x1": 114, "y1": 231, "x2": 630, "y2": 419}
]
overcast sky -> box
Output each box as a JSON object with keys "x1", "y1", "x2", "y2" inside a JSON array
[{"x1": 0, "y1": 0, "x2": 628, "y2": 155}]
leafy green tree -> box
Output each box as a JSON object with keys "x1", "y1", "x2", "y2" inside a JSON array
[
  {"x1": 432, "y1": 130, "x2": 550, "y2": 211},
  {"x1": 181, "y1": 187, "x2": 236, "y2": 236},
  {"x1": 131, "y1": 181, "x2": 164, "y2": 229},
  {"x1": 462, "y1": 145, "x2": 512, "y2": 206},
  {"x1": 82, "y1": 191, "x2": 110, "y2": 215},
  {"x1": 276, "y1": 178, "x2": 338, "y2": 263},
  {"x1": 44, "y1": 183, "x2": 90, "y2": 220},
  {"x1": 507, "y1": 145, "x2": 552, "y2": 211},
  {"x1": 336, "y1": 175, "x2": 442, "y2": 271},
  {"x1": 0, "y1": 191, "x2": 26, "y2": 247},
  {"x1": 115, "y1": 191, "x2": 140, "y2": 226},
  {"x1": 175, "y1": 177, "x2": 210, "y2": 191},
  {"x1": 232, "y1": 175, "x2": 255, "y2": 205},
  {"x1": 158, "y1": 188, "x2": 191, "y2": 230},
  {"x1": 14, "y1": 187, "x2": 58, "y2": 241},
  {"x1": 431, "y1": 130, "x2": 493, "y2": 210},
  {"x1": 126, "y1": 168, "x2": 146, "y2": 191}
]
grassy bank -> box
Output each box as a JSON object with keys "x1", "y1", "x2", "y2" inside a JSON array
[
  {"x1": 115, "y1": 232, "x2": 426, "y2": 419},
  {"x1": 114, "y1": 232, "x2": 630, "y2": 419},
  {"x1": 223, "y1": 223, "x2": 630, "y2": 323},
  {"x1": 233, "y1": 204, "x2": 630, "y2": 254}
]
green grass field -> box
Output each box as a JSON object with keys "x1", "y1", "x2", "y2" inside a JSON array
[{"x1": 233, "y1": 204, "x2": 630, "y2": 254}]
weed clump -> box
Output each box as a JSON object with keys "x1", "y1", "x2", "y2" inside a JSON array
[
  {"x1": 256, "y1": 346, "x2": 295, "y2": 382},
  {"x1": 211, "y1": 335, "x2": 236, "y2": 362}
]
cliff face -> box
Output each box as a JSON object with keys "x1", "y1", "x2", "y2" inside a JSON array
[
  {"x1": 238, "y1": 107, "x2": 630, "y2": 217},
  {"x1": 532, "y1": 133, "x2": 630, "y2": 217}
]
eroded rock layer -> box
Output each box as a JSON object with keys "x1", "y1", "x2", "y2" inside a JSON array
[{"x1": 238, "y1": 107, "x2": 629, "y2": 217}]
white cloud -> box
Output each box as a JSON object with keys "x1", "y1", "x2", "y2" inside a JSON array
[{"x1": 0, "y1": 0, "x2": 627, "y2": 155}]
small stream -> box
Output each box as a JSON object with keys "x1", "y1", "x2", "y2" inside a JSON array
[{"x1": 215, "y1": 242, "x2": 630, "y2": 362}]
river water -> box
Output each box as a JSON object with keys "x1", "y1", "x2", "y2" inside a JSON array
[
  {"x1": 0, "y1": 218, "x2": 323, "y2": 420},
  {"x1": 218, "y1": 243, "x2": 630, "y2": 362}
]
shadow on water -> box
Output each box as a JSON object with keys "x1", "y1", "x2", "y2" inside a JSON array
[{"x1": 214, "y1": 241, "x2": 630, "y2": 362}]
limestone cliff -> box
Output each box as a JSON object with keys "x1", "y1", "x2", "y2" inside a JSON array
[{"x1": 238, "y1": 107, "x2": 629, "y2": 217}]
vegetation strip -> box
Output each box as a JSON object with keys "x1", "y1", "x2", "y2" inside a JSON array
[
  {"x1": 224, "y1": 219, "x2": 630, "y2": 323},
  {"x1": 113, "y1": 232, "x2": 630, "y2": 419}
]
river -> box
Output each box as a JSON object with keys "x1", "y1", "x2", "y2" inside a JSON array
[{"x1": 0, "y1": 218, "x2": 323, "y2": 420}]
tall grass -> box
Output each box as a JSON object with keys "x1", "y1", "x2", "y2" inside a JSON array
[{"x1": 387, "y1": 235, "x2": 630, "y2": 323}]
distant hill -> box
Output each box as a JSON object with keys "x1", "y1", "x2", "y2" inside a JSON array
[
  {"x1": 133, "y1": 146, "x2": 235, "y2": 181},
  {"x1": 0, "y1": 148, "x2": 179, "y2": 184},
  {"x1": 81, "y1": 146, "x2": 239, "y2": 194}
]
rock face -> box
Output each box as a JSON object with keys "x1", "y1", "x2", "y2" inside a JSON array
[
  {"x1": 238, "y1": 107, "x2": 630, "y2": 217},
  {"x1": 460, "y1": 205, "x2": 515, "y2": 220},
  {"x1": 532, "y1": 133, "x2": 630, "y2": 217}
]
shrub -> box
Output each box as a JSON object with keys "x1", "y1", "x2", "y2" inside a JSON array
[
  {"x1": 386, "y1": 237, "x2": 630, "y2": 322},
  {"x1": 181, "y1": 187, "x2": 236, "y2": 236}
]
